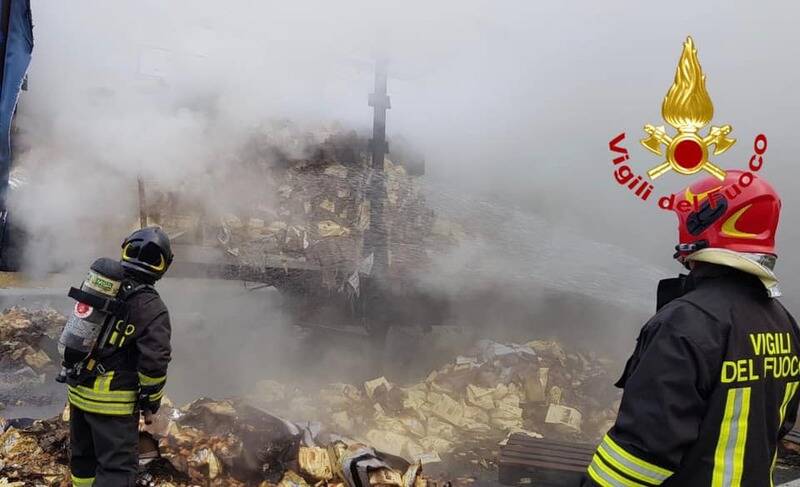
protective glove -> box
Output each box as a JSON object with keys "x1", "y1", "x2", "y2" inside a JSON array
[{"x1": 139, "y1": 386, "x2": 163, "y2": 414}]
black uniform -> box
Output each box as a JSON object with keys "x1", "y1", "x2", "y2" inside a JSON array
[
  {"x1": 584, "y1": 263, "x2": 800, "y2": 487},
  {"x1": 68, "y1": 284, "x2": 171, "y2": 487}
]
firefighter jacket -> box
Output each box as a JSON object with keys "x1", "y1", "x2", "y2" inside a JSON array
[
  {"x1": 584, "y1": 263, "x2": 800, "y2": 487},
  {"x1": 67, "y1": 284, "x2": 171, "y2": 416}
]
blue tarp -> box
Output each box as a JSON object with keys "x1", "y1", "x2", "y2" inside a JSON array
[{"x1": 0, "y1": 0, "x2": 32, "y2": 206}]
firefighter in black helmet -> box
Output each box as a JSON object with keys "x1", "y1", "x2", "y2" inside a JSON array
[{"x1": 67, "y1": 227, "x2": 173, "y2": 487}]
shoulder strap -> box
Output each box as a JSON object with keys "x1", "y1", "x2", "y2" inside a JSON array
[
  {"x1": 118, "y1": 280, "x2": 158, "y2": 301},
  {"x1": 91, "y1": 281, "x2": 157, "y2": 359}
]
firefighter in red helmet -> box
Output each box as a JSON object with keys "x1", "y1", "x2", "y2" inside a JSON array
[{"x1": 583, "y1": 171, "x2": 800, "y2": 486}]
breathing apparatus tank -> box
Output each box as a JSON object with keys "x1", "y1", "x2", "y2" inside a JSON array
[{"x1": 55, "y1": 258, "x2": 126, "y2": 383}]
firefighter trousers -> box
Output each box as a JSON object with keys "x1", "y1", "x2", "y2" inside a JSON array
[{"x1": 69, "y1": 405, "x2": 138, "y2": 487}]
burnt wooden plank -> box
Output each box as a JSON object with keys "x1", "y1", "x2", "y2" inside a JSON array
[
  {"x1": 500, "y1": 446, "x2": 592, "y2": 464},
  {"x1": 504, "y1": 439, "x2": 596, "y2": 455},
  {"x1": 506, "y1": 434, "x2": 595, "y2": 451},
  {"x1": 499, "y1": 453, "x2": 588, "y2": 473},
  {"x1": 499, "y1": 436, "x2": 596, "y2": 486}
]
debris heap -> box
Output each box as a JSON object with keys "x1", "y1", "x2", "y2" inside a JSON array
[
  {"x1": 151, "y1": 126, "x2": 460, "y2": 287},
  {"x1": 248, "y1": 339, "x2": 623, "y2": 470},
  {"x1": 7, "y1": 335, "x2": 800, "y2": 485},
  {"x1": 0, "y1": 415, "x2": 69, "y2": 486},
  {"x1": 1, "y1": 399, "x2": 435, "y2": 487},
  {"x1": 0, "y1": 307, "x2": 64, "y2": 411},
  {"x1": 0, "y1": 307, "x2": 63, "y2": 373},
  {"x1": 0, "y1": 329, "x2": 624, "y2": 486}
]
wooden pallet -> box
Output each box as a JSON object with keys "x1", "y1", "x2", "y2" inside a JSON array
[{"x1": 499, "y1": 434, "x2": 595, "y2": 486}]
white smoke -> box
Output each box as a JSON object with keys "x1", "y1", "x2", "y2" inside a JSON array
[{"x1": 7, "y1": 0, "x2": 800, "y2": 368}]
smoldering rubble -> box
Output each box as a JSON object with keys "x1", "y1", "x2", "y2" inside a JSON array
[
  {"x1": 147, "y1": 124, "x2": 461, "y2": 287},
  {"x1": 0, "y1": 398, "x2": 435, "y2": 487},
  {"x1": 0, "y1": 307, "x2": 62, "y2": 373},
  {"x1": 0, "y1": 308, "x2": 64, "y2": 412},
  {"x1": 245, "y1": 339, "x2": 622, "y2": 461},
  {"x1": 5, "y1": 305, "x2": 800, "y2": 485},
  {"x1": 0, "y1": 306, "x2": 624, "y2": 486}
]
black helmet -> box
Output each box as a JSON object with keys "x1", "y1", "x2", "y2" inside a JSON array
[{"x1": 120, "y1": 227, "x2": 173, "y2": 281}]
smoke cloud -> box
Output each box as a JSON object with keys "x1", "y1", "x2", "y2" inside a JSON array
[{"x1": 8, "y1": 0, "x2": 800, "y2": 392}]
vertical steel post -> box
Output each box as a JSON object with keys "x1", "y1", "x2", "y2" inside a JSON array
[
  {"x1": 365, "y1": 58, "x2": 390, "y2": 277},
  {"x1": 137, "y1": 176, "x2": 147, "y2": 228}
]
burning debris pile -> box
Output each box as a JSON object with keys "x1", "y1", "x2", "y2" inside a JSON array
[
  {"x1": 151, "y1": 126, "x2": 461, "y2": 287},
  {"x1": 0, "y1": 307, "x2": 63, "y2": 372},
  {"x1": 0, "y1": 299, "x2": 624, "y2": 486},
  {"x1": 0, "y1": 399, "x2": 435, "y2": 487},
  {"x1": 0, "y1": 335, "x2": 622, "y2": 486},
  {"x1": 0, "y1": 307, "x2": 64, "y2": 410},
  {"x1": 247, "y1": 338, "x2": 622, "y2": 468},
  {"x1": 139, "y1": 398, "x2": 433, "y2": 487},
  {"x1": 0, "y1": 415, "x2": 69, "y2": 486}
]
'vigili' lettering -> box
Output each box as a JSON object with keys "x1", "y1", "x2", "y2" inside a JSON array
[{"x1": 609, "y1": 133, "x2": 654, "y2": 202}]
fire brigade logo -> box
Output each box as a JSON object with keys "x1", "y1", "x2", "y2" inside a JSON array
[
  {"x1": 607, "y1": 36, "x2": 768, "y2": 208},
  {"x1": 640, "y1": 36, "x2": 735, "y2": 181}
]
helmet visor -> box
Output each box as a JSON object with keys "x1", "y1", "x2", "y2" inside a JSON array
[{"x1": 123, "y1": 241, "x2": 167, "y2": 272}]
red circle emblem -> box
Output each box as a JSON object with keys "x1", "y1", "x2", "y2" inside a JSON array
[
  {"x1": 674, "y1": 139, "x2": 704, "y2": 169},
  {"x1": 74, "y1": 302, "x2": 93, "y2": 319}
]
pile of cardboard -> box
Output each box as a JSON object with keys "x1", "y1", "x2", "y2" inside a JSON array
[
  {"x1": 0, "y1": 307, "x2": 62, "y2": 373},
  {"x1": 0, "y1": 398, "x2": 434, "y2": 487},
  {"x1": 222, "y1": 130, "x2": 441, "y2": 282},
  {"x1": 0, "y1": 307, "x2": 64, "y2": 411},
  {"x1": 0, "y1": 307, "x2": 622, "y2": 485},
  {"x1": 152, "y1": 127, "x2": 460, "y2": 287},
  {"x1": 0, "y1": 415, "x2": 69, "y2": 486},
  {"x1": 246, "y1": 338, "x2": 623, "y2": 471}
]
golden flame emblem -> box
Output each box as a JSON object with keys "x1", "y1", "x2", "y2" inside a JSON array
[{"x1": 641, "y1": 37, "x2": 735, "y2": 180}]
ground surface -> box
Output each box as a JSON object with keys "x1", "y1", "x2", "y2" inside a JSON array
[{"x1": 3, "y1": 282, "x2": 800, "y2": 486}]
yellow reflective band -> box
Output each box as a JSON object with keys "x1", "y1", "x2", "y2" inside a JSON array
[
  {"x1": 713, "y1": 388, "x2": 736, "y2": 487},
  {"x1": 588, "y1": 453, "x2": 648, "y2": 487},
  {"x1": 68, "y1": 385, "x2": 137, "y2": 403},
  {"x1": 93, "y1": 372, "x2": 114, "y2": 393},
  {"x1": 68, "y1": 390, "x2": 135, "y2": 416},
  {"x1": 71, "y1": 475, "x2": 95, "y2": 487},
  {"x1": 712, "y1": 387, "x2": 752, "y2": 487},
  {"x1": 771, "y1": 381, "x2": 799, "y2": 486},
  {"x1": 118, "y1": 336, "x2": 126, "y2": 347},
  {"x1": 150, "y1": 389, "x2": 164, "y2": 401},
  {"x1": 597, "y1": 442, "x2": 669, "y2": 484},
  {"x1": 602, "y1": 434, "x2": 673, "y2": 479},
  {"x1": 109, "y1": 331, "x2": 119, "y2": 346},
  {"x1": 588, "y1": 463, "x2": 615, "y2": 487},
  {"x1": 138, "y1": 372, "x2": 166, "y2": 386},
  {"x1": 730, "y1": 387, "x2": 751, "y2": 485}
]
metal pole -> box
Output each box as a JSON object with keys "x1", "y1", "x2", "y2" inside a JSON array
[
  {"x1": 137, "y1": 176, "x2": 147, "y2": 228},
  {"x1": 365, "y1": 58, "x2": 390, "y2": 277}
]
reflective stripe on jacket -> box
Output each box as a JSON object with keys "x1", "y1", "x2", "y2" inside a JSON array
[
  {"x1": 584, "y1": 263, "x2": 800, "y2": 486},
  {"x1": 67, "y1": 288, "x2": 171, "y2": 416}
]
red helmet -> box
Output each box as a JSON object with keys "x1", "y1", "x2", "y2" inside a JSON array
[{"x1": 673, "y1": 170, "x2": 781, "y2": 257}]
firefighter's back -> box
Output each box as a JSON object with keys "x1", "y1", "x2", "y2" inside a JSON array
[{"x1": 667, "y1": 267, "x2": 800, "y2": 486}]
